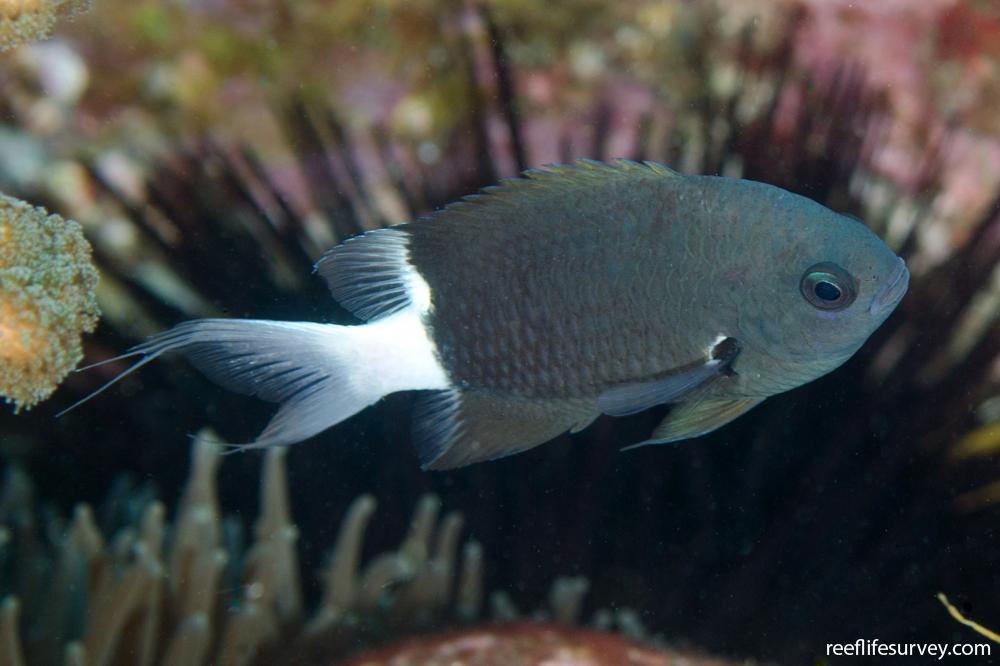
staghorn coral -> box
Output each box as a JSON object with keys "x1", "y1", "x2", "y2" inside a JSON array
[
  {"x1": 0, "y1": 193, "x2": 99, "y2": 411},
  {"x1": 0, "y1": 431, "x2": 741, "y2": 666},
  {"x1": 0, "y1": 0, "x2": 89, "y2": 51}
]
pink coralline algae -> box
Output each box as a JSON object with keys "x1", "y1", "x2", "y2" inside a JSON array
[{"x1": 340, "y1": 622, "x2": 743, "y2": 666}]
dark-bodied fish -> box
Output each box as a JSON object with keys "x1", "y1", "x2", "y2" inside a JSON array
[{"x1": 70, "y1": 160, "x2": 909, "y2": 469}]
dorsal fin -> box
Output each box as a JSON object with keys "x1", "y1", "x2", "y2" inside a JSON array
[
  {"x1": 520, "y1": 158, "x2": 679, "y2": 182},
  {"x1": 456, "y1": 158, "x2": 679, "y2": 207},
  {"x1": 389, "y1": 158, "x2": 682, "y2": 239},
  {"x1": 314, "y1": 227, "x2": 430, "y2": 322},
  {"x1": 314, "y1": 160, "x2": 680, "y2": 321}
]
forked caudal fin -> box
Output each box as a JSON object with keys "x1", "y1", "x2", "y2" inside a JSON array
[
  {"x1": 60, "y1": 311, "x2": 450, "y2": 450},
  {"x1": 62, "y1": 226, "x2": 451, "y2": 452}
]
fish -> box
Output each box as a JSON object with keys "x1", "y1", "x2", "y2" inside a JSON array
[{"x1": 68, "y1": 159, "x2": 909, "y2": 469}]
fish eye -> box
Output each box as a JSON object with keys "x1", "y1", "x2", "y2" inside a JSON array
[{"x1": 800, "y1": 263, "x2": 856, "y2": 311}]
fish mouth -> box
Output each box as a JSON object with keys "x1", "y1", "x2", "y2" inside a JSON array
[{"x1": 869, "y1": 256, "x2": 909, "y2": 316}]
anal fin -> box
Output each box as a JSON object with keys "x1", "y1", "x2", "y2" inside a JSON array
[
  {"x1": 412, "y1": 390, "x2": 593, "y2": 470},
  {"x1": 623, "y1": 397, "x2": 763, "y2": 450}
]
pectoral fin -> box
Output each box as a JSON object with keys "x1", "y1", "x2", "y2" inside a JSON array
[
  {"x1": 622, "y1": 397, "x2": 763, "y2": 450},
  {"x1": 597, "y1": 337, "x2": 741, "y2": 417}
]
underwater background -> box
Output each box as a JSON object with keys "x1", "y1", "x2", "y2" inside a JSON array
[{"x1": 2, "y1": 0, "x2": 1000, "y2": 664}]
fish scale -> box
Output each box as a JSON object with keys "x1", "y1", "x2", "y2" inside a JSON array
[{"x1": 416, "y1": 224, "x2": 675, "y2": 396}]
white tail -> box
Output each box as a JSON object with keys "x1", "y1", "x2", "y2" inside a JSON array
[{"x1": 61, "y1": 310, "x2": 450, "y2": 450}]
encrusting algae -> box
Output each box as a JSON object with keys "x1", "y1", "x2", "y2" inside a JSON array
[
  {"x1": 0, "y1": 431, "x2": 743, "y2": 666},
  {"x1": 0, "y1": 193, "x2": 99, "y2": 411},
  {"x1": 0, "y1": 0, "x2": 90, "y2": 51}
]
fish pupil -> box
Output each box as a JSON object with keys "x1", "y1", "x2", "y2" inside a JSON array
[{"x1": 814, "y1": 280, "x2": 841, "y2": 302}]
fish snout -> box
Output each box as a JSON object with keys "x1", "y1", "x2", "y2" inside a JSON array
[{"x1": 869, "y1": 256, "x2": 909, "y2": 316}]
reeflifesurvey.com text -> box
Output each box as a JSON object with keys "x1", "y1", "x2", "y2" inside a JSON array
[{"x1": 826, "y1": 639, "x2": 991, "y2": 659}]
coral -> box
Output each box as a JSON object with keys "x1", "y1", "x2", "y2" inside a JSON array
[
  {"x1": 0, "y1": 194, "x2": 99, "y2": 411},
  {"x1": 0, "y1": 430, "x2": 739, "y2": 666},
  {"x1": 0, "y1": 1, "x2": 56, "y2": 51},
  {"x1": 0, "y1": 0, "x2": 89, "y2": 51}
]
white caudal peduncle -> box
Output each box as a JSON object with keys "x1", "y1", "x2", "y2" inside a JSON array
[{"x1": 354, "y1": 306, "x2": 450, "y2": 396}]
